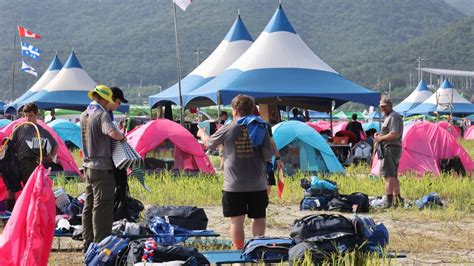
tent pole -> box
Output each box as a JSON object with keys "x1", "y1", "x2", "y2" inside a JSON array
[
  {"x1": 217, "y1": 92, "x2": 221, "y2": 121},
  {"x1": 172, "y1": 2, "x2": 184, "y2": 126},
  {"x1": 330, "y1": 110, "x2": 333, "y2": 137}
]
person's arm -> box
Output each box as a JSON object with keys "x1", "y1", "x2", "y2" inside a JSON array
[
  {"x1": 261, "y1": 131, "x2": 274, "y2": 162},
  {"x1": 101, "y1": 112, "x2": 125, "y2": 141},
  {"x1": 198, "y1": 125, "x2": 227, "y2": 150},
  {"x1": 271, "y1": 138, "x2": 284, "y2": 170}
]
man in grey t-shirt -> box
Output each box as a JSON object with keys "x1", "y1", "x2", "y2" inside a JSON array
[
  {"x1": 375, "y1": 97, "x2": 404, "y2": 208},
  {"x1": 80, "y1": 85, "x2": 126, "y2": 251},
  {"x1": 198, "y1": 95, "x2": 273, "y2": 250}
]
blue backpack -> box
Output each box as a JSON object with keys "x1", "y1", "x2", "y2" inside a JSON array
[
  {"x1": 84, "y1": 235, "x2": 129, "y2": 266},
  {"x1": 300, "y1": 196, "x2": 331, "y2": 211},
  {"x1": 241, "y1": 237, "x2": 294, "y2": 261},
  {"x1": 354, "y1": 216, "x2": 389, "y2": 252}
]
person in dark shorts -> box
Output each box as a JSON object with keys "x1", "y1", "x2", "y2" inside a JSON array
[
  {"x1": 9, "y1": 102, "x2": 58, "y2": 210},
  {"x1": 81, "y1": 85, "x2": 126, "y2": 251},
  {"x1": 198, "y1": 95, "x2": 273, "y2": 250},
  {"x1": 375, "y1": 97, "x2": 404, "y2": 208}
]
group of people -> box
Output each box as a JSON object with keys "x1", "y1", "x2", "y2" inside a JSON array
[{"x1": 1, "y1": 87, "x2": 404, "y2": 252}]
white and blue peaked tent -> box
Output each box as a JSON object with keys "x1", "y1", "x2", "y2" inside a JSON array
[
  {"x1": 394, "y1": 80, "x2": 432, "y2": 115},
  {"x1": 149, "y1": 14, "x2": 253, "y2": 108},
  {"x1": 185, "y1": 5, "x2": 380, "y2": 110},
  {"x1": 408, "y1": 80, "x2": 474, "y2": 116},
  {"x1": 5, "y1": 55, "x2": 63, "y2": 114}
]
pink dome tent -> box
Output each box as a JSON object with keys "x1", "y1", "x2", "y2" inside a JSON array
[
  {"x1": 371, "y1": 122, "x2": 474, "y2": 177},
  {"x1": 437, "y1": 121, "x2": 461, "y2": 139},
  {"x1": 464, "y1": 126, "x2": 474, "y2": 140},
  {"x1": 0, "y1": 118, "x2": 80, "y2": 201},
  {"x1": 127, "y1": 119, "x2": 214, "y2": 174}
]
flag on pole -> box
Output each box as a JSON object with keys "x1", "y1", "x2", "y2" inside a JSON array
[
  {"x1": 174, "y1": 0, "x2": 192, "y2": 11},
  {"x1": 21, "y1": 60, "x2": 38, "y2": 77},
  {"x1": 21, "y1": 42, "x2": 41, "y2": 60},
  {"x1": 17, "y1": 26, "x2": 42, "y2": 39}
]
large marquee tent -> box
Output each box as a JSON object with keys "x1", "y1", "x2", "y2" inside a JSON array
[
  {"x1": 5, "y1": 55, "x2": 63, "y2": 114},
  {"x1": 394, "y1": 80, "x2": 432, "y2": 116},
  {"x1": 184, "y1": 5, "x2": 380, "y2": 110},
  {"x1": 408, "y1": 80, "x2": 474, "y2": 116},
  {"x1": 149, "y1": 14, "x2": 254, "y2": 108}
]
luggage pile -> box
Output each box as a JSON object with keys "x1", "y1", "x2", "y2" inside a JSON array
[
  {"x1": 241, "y1": 214, "x2": 389, "y2": 265},
  {"x1": 84, "y1": 206, "x2": 215, "y2": 266},
  {"x1": 299, "y1": 176, "x2": 370, "y2": 213}
]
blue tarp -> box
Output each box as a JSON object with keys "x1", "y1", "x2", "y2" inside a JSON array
[
  {"x1": 48, "y1": 119, "x2": 82, "y2": 149},
  {"x1": 272, "y1": 121, "x2": 344, "y2": 174}
]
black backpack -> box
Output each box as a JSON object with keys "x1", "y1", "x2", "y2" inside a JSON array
[
  {"x1": 241, "y1": 237, "x2": 294, "y2": 261},
  {"x1": 289, "y1": 214, "x2": 364, "y2": 264},
  {"x1": 327, "y1": 193, "x2": 369, "y2": 213},
  {"x1": 290, "y1": 214, "x2": 361, "y2": 244},
  {"x1": 145, "y1": 206, "x2": 208, "y2": 230}
]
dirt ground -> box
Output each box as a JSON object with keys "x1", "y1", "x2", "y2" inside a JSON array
[{"x1": 49, "y1": 204, "x2": 474, "y2": 265}]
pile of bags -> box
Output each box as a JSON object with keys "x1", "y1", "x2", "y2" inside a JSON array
[
  {"x1": 241, "y1": 214, "x2": 389, "y2": 264},
  {"x1": 300, "y1": 176, "x2": 369, "y2": 213},
  {"x1": 84, "y1": 206, "x2": 213, "y2": 265}
]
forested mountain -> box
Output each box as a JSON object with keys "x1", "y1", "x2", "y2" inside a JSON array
[
  {"x1": 445, "y1": 0, "x2": 474, "y2": 15},
  {"x1": 0, "y1": 0, "x2": 467, "y2": 102},
  {"x1": 340, "y1": 16, "x2": 474, "y2": 103}
]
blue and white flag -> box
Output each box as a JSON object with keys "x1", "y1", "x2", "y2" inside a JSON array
[
  {"x1": 21, "y1": 42, "x2": 41, "y2": 60},
  {"x1": 21, "y1": 60, "x2": 38, "y2": 77}
]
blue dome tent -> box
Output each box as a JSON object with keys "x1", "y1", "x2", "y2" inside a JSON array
[
  {"x1": 0, "y1": 102, "x2": 5, "y2": 114},
  {"x1": 5, "y1": 55, "x2": 63, "y2": 114},
  {"x1": 272, "y1": 121, "x2": 344, "y2": 174},
  {"x1": 47, "y1": 119, "x2": 82, "y2": 149},
  {"x1": 185, "y1": 5, "x2": 380, "y2": 110},
  {"x1": 149, "y1": 14, "x2": 253, "y2": 108}
]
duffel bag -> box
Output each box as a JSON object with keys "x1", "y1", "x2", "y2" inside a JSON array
[
  {"x1": 299, "y1": 196, "x2": 330, "y2": 211},
  {"x1": 328, "y1": 192, "x2": 369, "y2": 213},
  {"x1": 290, "y1": 214, "x2": 361, "y2": 244},
  {"x1": 145, "y1": 205, "x2": 208, "y2": 230},
  {"x1": 241, "y1": 236, "x2": 294, "y2": 261}
]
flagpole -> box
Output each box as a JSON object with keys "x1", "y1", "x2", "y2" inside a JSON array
[
  {"x1": 172, "y1": 2, "x2": 184, "y2": 126},
  {"x1": 11, "y1": 21, "x2": 17, "y2": 102}
]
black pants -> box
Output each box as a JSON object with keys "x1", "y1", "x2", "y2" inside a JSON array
[{"x1": 113, "y1": 167, "x2": 130, "y2": 221}]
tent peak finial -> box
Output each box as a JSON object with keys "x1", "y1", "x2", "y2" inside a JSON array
[{"x1": 237, "y1": 9, "x2": 240, "y2": 16}]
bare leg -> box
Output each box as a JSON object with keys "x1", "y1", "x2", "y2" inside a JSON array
[
  {"x1": 392, "y1": 178, "x2": 400, "y2": 195},
  {"x1": 252, "y1": 218, "x2": 266, "y2": 237},
  {"x1": 230, "y1": 215, "x2": 245, "y2": 250}
]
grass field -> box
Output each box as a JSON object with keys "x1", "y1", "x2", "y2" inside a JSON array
[{"x1": 49, "y1": 141, "x2": 474, "y2": 265}]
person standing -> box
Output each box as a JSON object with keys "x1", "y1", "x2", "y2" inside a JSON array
[
  {"x1": 80, "y1": 85, "x2": 126, "y2": 251},
  {"x1": 290, "y1": 108, "x2": 306, "y2": 122},
  {"x1": 346, "y1": 113, "x2": 364, "y2": 143},
  {"x1": 8, "y1": 102, "x2": 58, "y2": 211},
  {"x1": 375, "y1": 97, "x2": 404, "y2": 208},
  {"x1": 198, "y1": 95, "x2": 273, "y2": 250}
]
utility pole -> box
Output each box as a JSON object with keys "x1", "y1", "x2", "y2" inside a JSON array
[
  {"x1": 11, "y1": 21, "x2": 17, "y2": 102},
  {"x1": 194, "y1": 48, "x2": 204, "y2": 67},
  {"x1": 416, "y1": 56, "x2": 428, "y2": 81}
]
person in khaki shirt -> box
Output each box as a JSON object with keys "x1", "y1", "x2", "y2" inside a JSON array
[
  {"x1": 198, "y1": 95, "x2": 273, "y2": 250},
  {"x1": 80, "y1": 85, "x2": 125, "y2": 252},
  {"x1": 375, "y1": 97, "x2": 404, "y2": 208}
]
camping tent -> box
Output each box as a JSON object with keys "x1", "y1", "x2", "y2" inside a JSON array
[
  {"x1": 308, "y1": 111, "x2": 330, "y2": 120},
  {"x1": 334, "y1": 111, "x2": 348, "y2": 120},
  {"x1": 126, "y1": 119, "x2": 214, "y2": 174},
  {"x1": 394, "y1": 80, "x2": 432, "y2": 115},
  {"x1": 184, "y1": 5, "x2": 380, "y2": 110},
  {"x1": 272, "y1": 121, "x2": 344, "y2": 174},
  {"x1": 5, "y1": 55, "x2": 63, "y2": 114},
  {"x1": 362, "y1": 122, "x2": 380, "y2": 132},
  {"x1": 0, "y1": 101, "x2": 5, "y2": 114},
  {"x1": 0, "y1": 119, "x2": 11, "y2": 129},
  {"x1": 408, "y1": 80, "x2": 474, "y2": 116},
  {"x1": 464, "y1": 126, "x2": 474, "y2": 140},
  {"x1": 0, "y1": 119, "x2": 81, "y2": 201},
  {"x1": 149, "y1": 14, "x2": 253, "y2": 108},
  {"x1": 371, "y1": 121, "x2": 474, "y2": 176},
  {"x1": 437, "y1": 121, "x2": 461, "y2": 139},
  {"x1": 23, "y1": 52, "x2": 128, "y2": 113},
  {"x1": 48, "y1": 119, "x2": 82, "y2": 149}
]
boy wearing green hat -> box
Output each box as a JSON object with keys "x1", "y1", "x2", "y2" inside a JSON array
[{"x1": 80, "y1": 85, "x2": 126, "y2": 251}]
